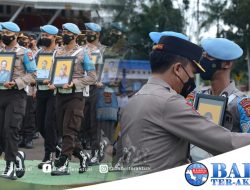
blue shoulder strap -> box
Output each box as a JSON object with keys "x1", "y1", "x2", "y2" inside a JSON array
[
  {"x1": 23, "y1": 49, "x2": 37, "y2": 73},
  {"x1": 82, "y1": 48, "x2": 95, "y2": 71}
]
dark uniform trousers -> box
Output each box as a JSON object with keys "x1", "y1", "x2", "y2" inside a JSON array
[
  {"x1": 0, "y1": 89, "x2": 26, "y2": 161},
  {"x1": 56, "y1": 92, "x2": 85, "y2": 158},
  {"x1": 82, "y1": 85, "x2": 101, "y2": 150},
  {"x1": 21, "y1": 95, "x2": 36, "y2": 141},
  {"x1": 36, "y1": 90, "x2": 57, "y2": 153}
]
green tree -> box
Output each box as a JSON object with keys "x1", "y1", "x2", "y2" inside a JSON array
[
  {"x1": 200, "y1": 0, "x2": 227, "y2": 37},
  {"x1": 222, "y1": 0, "x2": 250, "y2": 88},
  {"x1": 114, "y1": 0, "x2": 186, "y2": 59}
]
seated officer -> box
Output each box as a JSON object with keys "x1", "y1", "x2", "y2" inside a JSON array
[
  {"x1": 119, "y1": 35, "x2": 250, "y2": 175},
  {"x1": 189, "y1": 38, "x2": 248, "y2": 161}
]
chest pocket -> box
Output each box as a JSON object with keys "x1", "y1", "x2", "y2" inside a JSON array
[
  {"x1": 223, "y1": 111, "x2": 233, "y2": 131},
  {"x1": 14, "y1": 56, "x2": 23, "y2": 69}
]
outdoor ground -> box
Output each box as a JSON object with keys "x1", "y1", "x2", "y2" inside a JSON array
[{"x1": 0, "y1": 136, "x2": 128, "y2": 190}]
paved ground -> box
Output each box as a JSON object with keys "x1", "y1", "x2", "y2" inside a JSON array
[{"x1": 0, "y1": 135, "x2": 124, "y2": 189}]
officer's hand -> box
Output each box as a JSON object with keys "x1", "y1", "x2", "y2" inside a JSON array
[
  {"x1": 43, "y1": 80, "x2": 50, "y2": 85},
  {"x1": 62, "y1": 82, "x2": 74, "y2": 89},
  {"x1": 32, "y1": 92, "x2": 37, "y2": 99},
  {"x1": 48, "y1": 84, "x2": 56, "y2": 90},
  {"x1": 30, "y1": 81, "x2": 36, "y2": 87},
  {"x1": 96, "y1": 82, "x2": 103, "y2": 88},
  {"x1": 3, "y1": 81, "x2": 16, "y2": 89}
]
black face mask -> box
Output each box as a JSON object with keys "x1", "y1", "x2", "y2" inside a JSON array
[
  {"x1": 19, "y1": 41, "x2": 28, "y2": 47},
  {"x1": 178, "y1": 65, "x2": 196, "y2": 98},
  {"x1": 63, "y1": 34, "x2": 74, "y2": 45},
  {"x1": 200, "y1": 57, "x2": 222, "y2": 80},
  {"x1": 0, "y1": 34, "x2": 2, "y2": 40},
  {"x1": 40, "y1": 38, "x2": 52, "y2": 47},
  {"x1": 86, "y1": 34, "x2": 97, "y2": 43},
  {"x1": 2, "y1": 35, "x2": 16, "y2": 46}
]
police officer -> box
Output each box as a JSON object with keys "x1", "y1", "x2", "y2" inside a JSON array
[
  {"x1": 0, "y1": 24, "x2": 5, "y2": 51},
  {"x1": 119, "y1": 35, "x2": 250, "y2": 175},
  {"x1": 48, "y1": 23, "x2": 97, "y2": 176},
  {"x1": 0, "y1": 22, "x2": 36, "y2": 180},
  {"x1": 113, "y1": 30, "x2": 191, "y2": 170},
  {"x1": 17, "y1": 32, "x2": 36, "y2": 149},
  {"x1": 82, "y1": 22, "x2": 107, "y2": 165},
  {"x1": 35, "y1": 25, "x2": 59, "y2": 169},
  {"x1": 17, "y1": 33, "x2": 30, "y2": 48},
  {"x1": 189, "y1": 38, "x2": 247, "y2": 161}
]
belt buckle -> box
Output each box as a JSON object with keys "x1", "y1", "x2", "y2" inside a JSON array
[{"x1": 59, "y1": 88, "x2": 72, "y2": 94}]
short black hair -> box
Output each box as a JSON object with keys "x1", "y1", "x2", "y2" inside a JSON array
[{"x1": 150, "y1": 50, "x2": 191, "y2": 74}]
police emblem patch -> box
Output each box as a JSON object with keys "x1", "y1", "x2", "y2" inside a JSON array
[
  {"x1": 241, "y1": 121, "x2": 250, "y2": 133},
  {"x1": 186, "y1": 92, "x2": 195, "y2": 105},
  {"x1": 239, "y1": 98, "x2": 250, "y2": 117},
  {"x1": 27, "y1": 52, "x2": 33, "y2": 61}
]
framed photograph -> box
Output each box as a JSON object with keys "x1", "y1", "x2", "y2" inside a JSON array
[
  {"x1": 36, "y1": 53, "x2": 53, "y2": 83},
  {"x1": 100, "y1": 58, "x2": 120, "y2": 83},
  {"x1": 194, "y1": 93, "x2": 228, "y2": 125},
  {"x1": 0, "y1": 52, "x2": 16, "y2": 85},
  {"x1": 89, "y1": 52, "x2": 101, "y2": 80},
  {"x1": 51, "y1": 57, "x2": 75, "y2": 87}
]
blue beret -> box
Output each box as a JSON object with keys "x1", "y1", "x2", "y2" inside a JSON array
[
  {"x1": 62, "y1": 23, "x2": 81, "y2": 35},
  {"x1": 40, "y1": 25, "x2": 59, "y2": 35},
  {"x1": 149, "y1": 31, "x2": 189, "y2": 44},
  {"x1": 85, "y1": 23, "x2": 101, "y2": 32},
  {"x1": 1, "y1": 22, "x2": 20, "y2": 32},
  {"x1": 201, "y1": 38, "x2": 243, "y2": 61},
  {"x1": 111, "y1": 22, "x2": 125, "y2": 32}
]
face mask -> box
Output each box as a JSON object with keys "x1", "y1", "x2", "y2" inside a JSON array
[
  {"x1": 19, "y1": 41, "x2": 28, "y2": 47},
  {"x1": 200, "y1": 57, "x2": 222, "y2": 80},
  {"x1": 177, "y1": 65, "x2": 196, "y2": 98},
  {"x1": 63, "y1": 34, "x2": 74, "y2": 45},
  {"x1": 2, "y1": 35, "x2": 15, "y2": 46},
  {"x1": 29, "y1": 43, "x2": 33, "y2": 49},
  {"x1": 86, "y1": 34, "x2": 97, "y2": 43},
  {"x1": 40, "y1": 38, "x2": 52, "y2": 47}
]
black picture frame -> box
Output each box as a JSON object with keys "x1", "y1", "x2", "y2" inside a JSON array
[
  {"x1": 36, "y1": 53, "x2": 53, "y2": 83},
  {"x1": 0, "y1": 52, "x2": 16, "y2": 85},
  {"x1": 51, "y1": 56, "x2": 75, "y2": 87},
  {"x1": 194, "y1": 93, "x2": 228, "y2": 126}
]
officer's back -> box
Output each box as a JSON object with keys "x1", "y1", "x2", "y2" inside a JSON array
[{"x1": 120, "y1": 77, "x2": 189, "y2": 173}]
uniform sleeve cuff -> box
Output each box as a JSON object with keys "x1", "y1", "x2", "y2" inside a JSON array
[
  {"x1": 14, "y1": 78, "x2": 26, "y2": 90},
  {"x1": 72, "y1": 78, "x2": 85, "y2": 90}
]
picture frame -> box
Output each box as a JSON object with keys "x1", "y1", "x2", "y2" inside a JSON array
[
  {"x1": 36, "y1": 53, "x2": 53, "y2": 83},
  {"x1": 89, "y1": 52, "x2": 102, "y2": 81},
  {"x1": 100, "y1": 58, "x2": 120, "y2": 83},
  {"x1": 194, "y1": 93, "x2": 228, "y2": 126},
  {"x1": 0, "y1": 52, "x2": 16, "y2": 85},
  {"x1": 51, "y1": 56, "x2": 75, "y2": 87}
]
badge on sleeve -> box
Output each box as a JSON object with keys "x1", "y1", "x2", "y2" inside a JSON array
[
  {"x1": 239, "y1": 98, "x2": 250, "y2": 116},
  {"x1": 186, "y1": 92, "x2": 195, "y2": 106},
  {"x1": 27, "y1": 51, "x2": 34, "y2": 61},
  {"x1": 238, "y1": 97, "x2": 250, "y2": 133}
]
